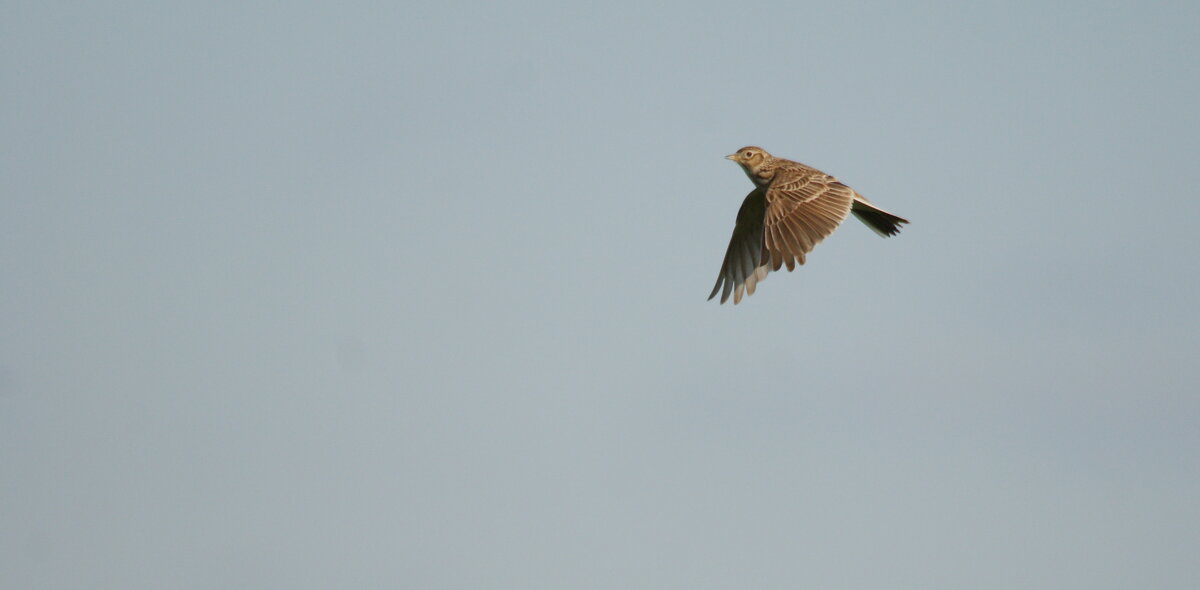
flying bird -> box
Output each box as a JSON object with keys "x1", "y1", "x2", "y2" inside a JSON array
[{"x1": 709, "y1": 146, "x2": 908, "y2": 304}]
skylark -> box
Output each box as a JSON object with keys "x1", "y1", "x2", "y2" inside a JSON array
[{"x1": 709, "y1": 146, "x2": 908, "y2": 304}]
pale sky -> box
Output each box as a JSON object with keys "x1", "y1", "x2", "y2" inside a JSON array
[{"x1": 3, "y1": 2, "x2": 1198, "y2": 588}]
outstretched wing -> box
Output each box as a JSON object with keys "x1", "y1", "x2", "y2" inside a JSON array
[
  {"x1": 761, "y1": 169, "x2": 855, "y2": 272},
  {"x1": 708, "y1": 188, "x2": 769, "y2": 304}
]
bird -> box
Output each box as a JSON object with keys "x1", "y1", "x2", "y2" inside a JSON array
[{"x1": 709, "y1": 146, "x2": 908, "y2": 304}]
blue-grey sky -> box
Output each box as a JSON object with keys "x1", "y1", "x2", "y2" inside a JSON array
[{"x1": 3, "y1": 1, "x2": 1198, "y2": 588}]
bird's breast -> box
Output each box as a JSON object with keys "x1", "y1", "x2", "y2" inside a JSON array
[{"x1": 741, "y1": 167, "x2": 772, "y2": 187}]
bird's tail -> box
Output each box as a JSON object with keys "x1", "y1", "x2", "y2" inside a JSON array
[{"x1": 851, "y1": 198, "x2": 908, "y2": 237}]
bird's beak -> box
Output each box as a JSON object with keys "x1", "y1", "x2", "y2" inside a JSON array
[{"x1": 725, "y1": 154, "x2": 738, "y2": 161}]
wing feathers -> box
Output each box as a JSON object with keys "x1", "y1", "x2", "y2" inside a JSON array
[{"x1": 708, "y1": 189, "x2": 769, "y2": 304}]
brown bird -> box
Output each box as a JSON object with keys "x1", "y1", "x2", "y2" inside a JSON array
[{"x1": 709, "y1": 146, "x2": 908, "y2": 304}]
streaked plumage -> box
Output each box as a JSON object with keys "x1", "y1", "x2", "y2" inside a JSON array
[{"x1": 709, "y1": 146, "x2": 908, "y2": 304}]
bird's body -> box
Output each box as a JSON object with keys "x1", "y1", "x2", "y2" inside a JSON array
[{"x1": 709, "y1": 146, "x2": 908, "y2": 304}]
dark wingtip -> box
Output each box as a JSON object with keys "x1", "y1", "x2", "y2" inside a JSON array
[{"x1": 708, "y1": 279, "x2": 726, "y2": 303}]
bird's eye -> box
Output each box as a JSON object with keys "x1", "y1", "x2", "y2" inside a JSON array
[{"x1": 742, "y1": 151, "x2": 753, "y2": 159}]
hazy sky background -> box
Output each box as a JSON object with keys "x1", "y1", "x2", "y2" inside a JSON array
[{"x1": 3, "y1": 1, "x2": 1198, "y2": 588}]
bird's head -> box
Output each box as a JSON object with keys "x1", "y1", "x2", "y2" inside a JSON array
[
  {"x1": 726, "y1": 146, "x2": 772, "y2": 183},
  {"x1": 727, "y1": 145, "x2": 770, "y2": 166}
]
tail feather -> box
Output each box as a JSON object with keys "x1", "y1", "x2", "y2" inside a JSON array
[{"x1": 851, "y1": 199, "x2": 908, "y2": 237}]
